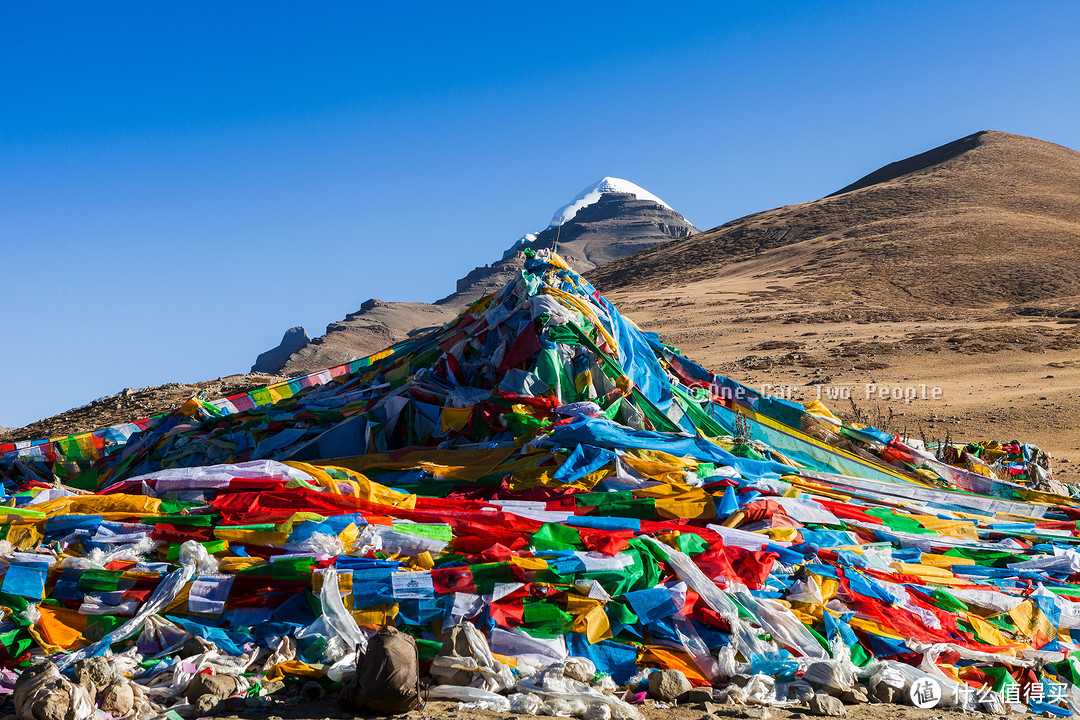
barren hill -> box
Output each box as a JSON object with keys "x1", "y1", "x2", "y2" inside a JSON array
[
  {"x1": 588, "y1": 131, "x2": 1080, "y2": 478},
  {"x1": 0, "y1": 373, "x2": 285, "y2": 444},
  {"x1": 590, "y1": 131, "x2": 1080, "y2": 312}
]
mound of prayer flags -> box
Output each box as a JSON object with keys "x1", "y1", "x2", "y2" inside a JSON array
[{"x1": 1, "y1": 250, "x2": 1078, "y2": 716}]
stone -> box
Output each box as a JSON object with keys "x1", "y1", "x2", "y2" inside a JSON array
[
  {"x1": 868, "y1": 679, "x2": 901, "y2": 704},
  {"x1": 13, "y1": 663, "x2": 52, "y2": 697},
  {"x1": 34, "y1": 686, "x2": 71, "y2": 720},
  {"x1": 194, "y1": 694, "x2": 220, "y2": 716},
  {"x1": 99, "y1": 682, "x2": 135, "y2": 717},
  {"x1": 72, "y1": 656, "x2": 112, "y2": 695},
  {"x1": 807, "y1": 693, "x2": 847, "y2": 717},
  {"x1": 562, "y1": 661, "x2": 594, "y2": 684},
  {"x1": 648, "y1": 669, "x2": 692, "y2": 702},
  {"x1": 783, "y1": 680, "x2": 817, "y2": 704},
  {"x1": 12, "y1": 664, "x2": 85, "y2": 720},
  {"x1": 429, "y1": 625, "x2": 477, "y2": 687},
  {"x1": 261, "y1": 680, "x2": 285, "y2": 696},
  {"x1": 704, "y1": 702, "x2": 725, "y2": 715},
  {"x1": 679, "y1": 687, "x2": 715, "y2": 704},
  {"x1": 802, "y1": 663, "x2": 847, "y2": 697},
  {"x1": 739, "y1": 709, "x2": 770, "y2": 719},
  {"x1": 839, "y1": 685, "x2": 868, "y2": 705},
  {"x1": 185, "y1": 673, "x2": 239, "y2": 702}
]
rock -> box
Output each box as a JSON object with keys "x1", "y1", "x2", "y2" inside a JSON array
[
  {"x1": 72, "y1": 656, "x2": 112, "y2": 695},
  {"x1": 802, "y1": 662, "x2": 848, "y2": 697},
  {"x1": 839, "y1": 685, "x2": 868, "y2": 705},
  {"x1": 783, "y1": 681, "x2": 817, "y2": 704},
  {"x1": 704, "y1": 702, "x2": 725, "y2": 715},
  {"x1": 181, "y1": 637, "x2": 210, "y2": 657},
  {"x1": 261, "y1": 680, "x2": 285, "y2": 696},
  {"x1": 868, "y1": 679, "x2": 902, "y2": 704},
  {"x1": 194, "y1": 694, "x2": 220, "y2": 716},
  {"x1": 429, "y1": 624, "x2": 476, "y2": 686},
  {"x1": 678, "y1": 687, "x2": 715, "y2": 704},
  {"x1": 807, "y1": 693, "x2": 847, "y2": 717},
  {"x1": 252, "y1": 326, "x2": 311, "y2": 374},
  {"x1": 34, "y1": 685, "x2": 71, "y2": 720},
  {"x1": 185, "y1": 673, "x2": 239, "y2": 702},
  {"x1": 12, "y1": 664, "x2": 82, "y2": 720},
  {"x1": 13, "y1": 663, "x2": 53, "y2": 699},
  {"x1": 739, "y1": 709, "x2": 771, "y2": 719},
  {"x1": 99, "y1": 682, "x2": 135, "y2": 716},
  {"x1": 648, "y1": 669, "x2": 692, "y2": 702}
]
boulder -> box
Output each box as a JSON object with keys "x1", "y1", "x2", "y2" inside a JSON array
[
  {"x1": 729, "y1": 674, "x2": 754, "y2": 688},
  {"x1": 429, "y1": 624, "x2": 476, "y2": 686},
  {"x1": 193, "y1": 695, "x2": 219, "y2": 716},
  {"x1": 98, "y1": 683, "x2": 134, "y2": 717},
  {"x1": 72, "y1": 657, "x2": 112, "y2": 697},
  {"x1": 678, "y1": 687, "x2": 715, "y2": 704},
  {"x1": 839, "y1": 685, "x2": 868, "y2": 705},
  {"x1": 783, "y1": 681, "x2": 816, "y2": 704},
  {"x1": 33, "y1": 687, "x2": 70, "y2": 720},
  {"x1": 869, "y1": 682, "x2": 901, "y2": 704},
  {"x1": 185, "y1": 674, "x2": 239, "y2": 702},
  {"x1": 807, "y1": 693, "x2": 847, "y2": 717},
  {"x1": 648, "y1": 669, "x2": 692, "y2": 702},
  {"x1": 802, "y1": 662, "x2": 850, "y2": 697},
  {"x1": 13, "y1": 663, "x2": 92, "y2": 720},
  {"x1": 868, "y1": 670, "x2": 905, "y2": 704}
]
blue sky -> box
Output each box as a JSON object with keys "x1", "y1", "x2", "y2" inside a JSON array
[{"x1": 2, "y1": 2, "x2": 1079, "y2": 429}]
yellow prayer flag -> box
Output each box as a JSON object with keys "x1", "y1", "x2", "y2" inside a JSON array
[{"x1": 440, "y1": 406, "x2": 473, "y2": 433}]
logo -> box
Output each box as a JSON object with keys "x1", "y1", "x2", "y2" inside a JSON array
[{"x1": 909, "y1": 677, "x2": 942, "y2": 708}]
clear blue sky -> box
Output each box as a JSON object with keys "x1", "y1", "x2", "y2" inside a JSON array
[{"x1": 2, "y1": 2, "x2": 1079, "y2": 430}]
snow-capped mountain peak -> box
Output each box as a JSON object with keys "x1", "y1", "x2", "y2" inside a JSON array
[{"x1": 547, "y1": 177, "x2": 673, "y2": 228}]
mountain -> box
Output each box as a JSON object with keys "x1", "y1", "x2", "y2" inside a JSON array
[
  {"x1": 585, "y1": 131, "x2": 1080, "y2": 481},
  {"x1": 251, "y1": 327, "x2": 310, "y2": 373},
  {"x1": 589, "y1": 131, "x2": 1080, "y2": 312},
  {"x1": 264, "y1": 177, "x2": 697, "y2": 376}
]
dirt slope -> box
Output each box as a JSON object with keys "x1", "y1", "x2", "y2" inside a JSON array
[
  {"x1": 589, "y1": 131, "x2": 1080, "y2": 474},
  {"x1": 0, "y1": 373, "x2": 285, "y2": 444},
  {"x1": 591, "y1": 131, "x2": 1080, "y2": 311}
]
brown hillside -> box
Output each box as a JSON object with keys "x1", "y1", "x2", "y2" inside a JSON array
[
  {"x1": 589, "y1": 131, "x2": 1080, "y2": 311},
  {"x1": 0, "y1": 373, "x2": 285, "y2": 444},
  {"x1": 588, "y1": 131, "x2": 1080, "y2": 477}
]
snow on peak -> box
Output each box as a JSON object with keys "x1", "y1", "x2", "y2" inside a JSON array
[
  {"x1": 502, "y1": 233, "x2": 538, "y2": 259},
  {"x1": 547, "y1": 177, "x2": 672, "y2": 228}
]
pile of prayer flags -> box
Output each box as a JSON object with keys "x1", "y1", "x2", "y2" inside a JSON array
[{"x1": 0, "y1": 251, "x2": 1077, "y2": 716}]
